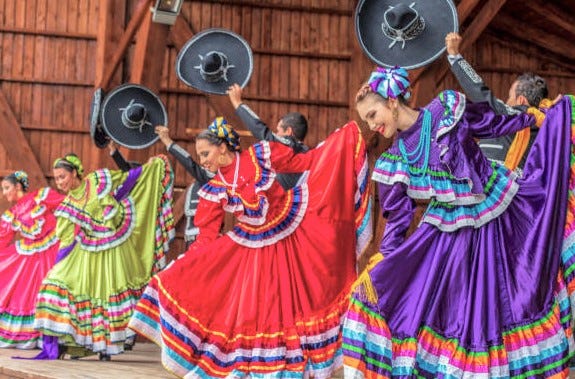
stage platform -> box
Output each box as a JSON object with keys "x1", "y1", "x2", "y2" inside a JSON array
[
  {"x1": 0, "y1": 343, "x2": 345, "y2": 379},
  {"x1": 0, "y1": 343, "x2": 172, "y2": 379}
]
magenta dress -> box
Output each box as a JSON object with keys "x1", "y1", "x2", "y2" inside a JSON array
[{"x1": 0, "y1": 187, "x2": 64, "y2": 348}]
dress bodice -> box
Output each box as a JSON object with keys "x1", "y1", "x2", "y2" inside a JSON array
[
  {"x1": 372, "y1": 91, "x2": 534, "y2": 253},
  {"x1": 0, "y1": 187, "x2": 63, "y2": 254},
  {"x1": 197, "y1": 141, "x2": 310, "y2": 248},
  {"x1": 54, "y1": 169, "x2": 137, "y2": 252}
]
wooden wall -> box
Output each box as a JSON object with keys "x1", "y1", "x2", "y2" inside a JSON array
[{"x1": 0, "y1": 0, "x2": 573, "y2": 260}]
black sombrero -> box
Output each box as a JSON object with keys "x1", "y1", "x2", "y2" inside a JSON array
[
  {"x1": 176, "y1": 28, "x2": 253, "y2": 95},
  {"x1": 100, "y1": 84, "x2": 167, "y2": 150},
  {"x1": 355, "y1": 0, "x2": 458, "y2": 70},
  {"x1": 89, "y1": 88, "x2": 111, "y2": 149}
]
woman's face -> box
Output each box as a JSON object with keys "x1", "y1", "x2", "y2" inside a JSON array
[
  {"x1": 196, "y1": 139, "x2": 228, "y2": 173},
  {"x1": 356, "y1": 95, "x2": 398, "y2": 139},
  {"x1": 1, "y1": 180, "x2": 20, "y2": 203},
  {"x1": 53, "y1": 167, "x2": 78, "y2": 193}
]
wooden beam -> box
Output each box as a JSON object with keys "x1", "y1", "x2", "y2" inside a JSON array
[
  {"x1": 96, "y1": 0, "x2": 152, "y2": 90},
  {"x1": 0, "y1": 26, "x2": 93, "y2": 40},
  {"x1": 523, "y1": 0, "x2": 575, "y2": 37},
  {"x1": 95, "y1": 0, "x2": 123, "y2": 89},
  {"x1": 129, "y1": 10, "x2": 170, "y2": 92},
  {"x1": 490, "y1": 12, "x2": 575, "y2": 63},
  {"x1": 125, "y1": 4, "x2": 171, "y2": 165},
  {"x1": 485, "y1": 30, "x2": 575, "y2": 73},
  {"x1": 189, "y1": 0, "x2": 353, "y2": 15},
  {"x1": 0, "y1": 90, "x2": 47, "y2": 187}
]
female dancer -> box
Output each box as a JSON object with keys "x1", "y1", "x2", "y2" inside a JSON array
[
  {"x1": 129, "y1": 117, "x2": 372, "y2": 378},
  {"x1": 0, "y1": 171, "x2": 63, "y2": 348},
  {"x1": 33, "y1": 153, "x2": 174, "y2": 360},
  {"x1": 343, "y1": 66, "x2": 575, "y2": 377}
]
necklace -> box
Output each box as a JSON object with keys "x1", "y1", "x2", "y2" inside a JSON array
[
  {"x1": 218, "y1": 152, "x2": 240, "y2": 195},
  {"x1": 69, "y1": 180, "x2": 88, "y2": 202},
  {"x1": 398, "y1": 109, "x2": 432, "y2": 176}
]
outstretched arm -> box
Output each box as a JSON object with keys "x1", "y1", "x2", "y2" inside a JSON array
[
  {"x1": 463, "y1": 102, "x2": 535, "y2": 139},
  {"x1": 156, "y1": 125, "x2": 213, "y2": 185},
  {"x1": 108, "y1": 141, "x2": 132, "y2": 171},
  {"x1": 228, "y1": 83, "x2": 279, "y2": 142}
]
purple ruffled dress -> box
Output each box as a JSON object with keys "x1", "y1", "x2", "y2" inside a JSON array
[{"x1": 343, "y1": 91, "x2": 575, "y2": 378}]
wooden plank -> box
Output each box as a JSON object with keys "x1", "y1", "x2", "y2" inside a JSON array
[
  {"x1": 0, "y1": 90, "x2": 47, "y2": 186},
  {"x1": 96, "y1": 0, "x2": 150, "y2": 90}
]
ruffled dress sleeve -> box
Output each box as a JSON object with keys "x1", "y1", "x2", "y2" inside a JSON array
[
  {"x1": 191, "y1": 194, "x2": 225, "y2": 247},
  {"x1": 378, "y1": 182, "x2": 417, "y2": 256},
  {"x1": 0, "y1": 209, "x2": 15, "y2": 249}
]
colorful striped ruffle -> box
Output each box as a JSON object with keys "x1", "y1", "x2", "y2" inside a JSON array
[
  {"x1": 130, "y1": 276, "x2": 347, "y2": 379},
  {"x1": 423, "y1": 162, "x2": 518, "y2": 232},
  {"x1": 153, "y1": 155, "x2": 175, "y2": 272},
  {"x1": 0, "y1": 312, "x2": 39, "y2": 349},
  {"x1": 558, "y1": 94, "x2": 575, "y2": 354},
  {"x1": 15, "y1": 229, "x2": 59, "y2": 255},
  {"x1": 354, "y1": 130, "x2": 372, "y2": 260},
  {"x1": 35, "y1": 282, "x2": 145, "y2": 354},
  {"x1": 373, "y1": 155, "x2": 518, "y2": 232},
  {"x1": 343, "y1": 295, "x2": 571, "y2": 379}
]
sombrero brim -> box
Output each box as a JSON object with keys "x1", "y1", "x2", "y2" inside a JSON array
[
  {"x1": 176, "y1": 28, "x2": 253, "y2": 95},
  {"x1": 355, "y1": 0, "x2": 458, "y2": 70},
  {"x1": 89, "y1": 88, "x2": 111, "y2": 149},
  {"x1": 100, "y1": 84, "x2": 167, "y2": 150}
]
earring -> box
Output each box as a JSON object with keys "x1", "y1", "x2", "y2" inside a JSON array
[
  {"x1": 218, "y1": 154, "x2": 226, "y2": 164},
  {"x1": 392, "y1": 108, "x2": 399, "y2": 121}
]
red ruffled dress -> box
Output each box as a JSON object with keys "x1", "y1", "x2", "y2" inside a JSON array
[
  {"x1": 0, "y1": 187, "x2": 64, "y2": 348},
  {"x1": 129, "y1": 122, "x2": 372, "y2": 378}
]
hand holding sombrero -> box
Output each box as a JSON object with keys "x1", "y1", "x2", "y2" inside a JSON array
[{"x1": 89, "y1": 84, "x2": 168, "y2": 150}]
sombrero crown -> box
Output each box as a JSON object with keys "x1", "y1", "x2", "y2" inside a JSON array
[{"x1": 355, "y1": 0, "x2": 459, "y2": 69}]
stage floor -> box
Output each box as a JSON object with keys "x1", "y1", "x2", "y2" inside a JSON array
[
  {"x1": 0, "y1": 343, "x2": 345, "y2": 379},
  {"x1": 0, "y1": 343, "x2": 173, "y2": 379}
]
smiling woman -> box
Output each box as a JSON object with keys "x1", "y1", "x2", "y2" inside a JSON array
[
  {"x1": 344, "y1": 66, "x2": 575, "y2": 378},
  {"x1": 33, "y1": 153, "x2": 175, "y2": 361},
  {"x1": 128, "y1": 116, "x2": 372, "y2": 379}
]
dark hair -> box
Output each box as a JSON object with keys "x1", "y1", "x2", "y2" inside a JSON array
[
  {"x1": 196, "y1": 130, "x2": 240, "y2": 152},
  {"x1": 280, "y1": 112, "x2": 308, "y2": 141},
  {"x1": 2, "y1": 171, "x2": 29, "y2": 192},
  {"x1": 515, "y1": 73, "x2": 548, "y2": 107},
  {"x1": 53, "y1": 153, "x2": 83, "y2": 179}
]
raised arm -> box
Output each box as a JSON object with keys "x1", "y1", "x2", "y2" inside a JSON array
[
  {"x1": 446, "y1": 33, "x2": 519, "y2": 116},
  {"x1": 156, "y1": 125, "x2": 213, "y2": 185}
]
